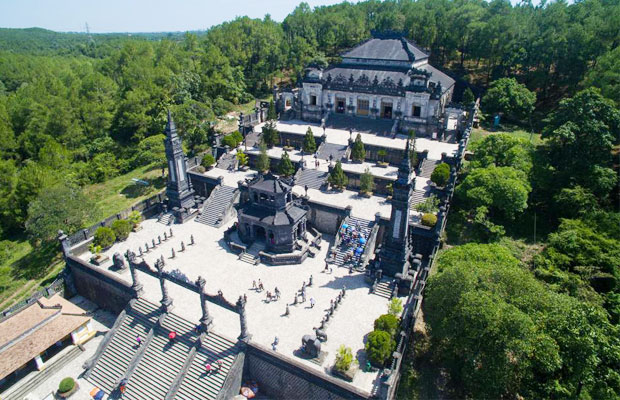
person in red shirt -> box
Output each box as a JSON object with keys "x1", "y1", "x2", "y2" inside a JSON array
[{"x1": 168, "y1": 331, "x2": 177, "y2": 342}]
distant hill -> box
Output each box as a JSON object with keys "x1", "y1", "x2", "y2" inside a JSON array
[{"x1": 0, "y1": 27, "x2": 197, "y2": 56}]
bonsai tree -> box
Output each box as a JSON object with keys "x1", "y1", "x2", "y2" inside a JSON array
[
  {"x1": 359, "y1": 168, "x2": 374, "y2": 194},
  {"x1": 111, "y1": 219, "x2": 131, "y2": 241},
  {"x1": 374, "y1": 314, "x2": 400, "y2": 339},
  {"x1": 377, "y1": 149, "x2": 387, "y2": 163},
  {"x1": 236, "y1": 150, "x2": 248, "y2": 167},
  {"x1": 303, "y1": 127, "x2": 317, "y2": 154},
  {"x1": 58, "y1": 377, "x2": 76, "y2": 394},
  {"x1": 256, "y1": 142, "x2": 270, "y2": 173},
  {"x1": 328, "y1": 161, "x2": 348, "y2": 190},
  {"x1": 351, "y1": 134, "x2": 365, "y2": 162},
  {"x1": 94, "y1": 226, "x2": 116, "y2": 248},
  {"x1": 278, "y1": 152, "x2": 295, "y2": 177},
  {"x1": 430, "y1": 163, "x2": 450, "y2": 187},
  {"x1": 421, "y1": 213, "x2": 438, "y2": 227},
  {"x1": 201, "y1": 153, "x2": 215, "y2": 169},
  {"x1": 388, "y1": 298, "x2": 403, "y2": 316},
  {"x1": 262, "y1": 120, "x2": 280, "y2": 148},
  {"x1": 365, "y1": 330, "x2": 395, "y2": 366},
  {"x1": 128, "y1": 211, "x2": 142, "y2": 229},
  {"x1": 334, "y1": 345, "x2": 354, "y2": 373}
]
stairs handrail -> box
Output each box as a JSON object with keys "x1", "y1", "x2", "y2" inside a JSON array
[
  {"x1": 216, "y1": 188, "x2": 240, "y2": 228},
  {"x1": 359, "y1": 223, "x2": 380, "y2": 271}
]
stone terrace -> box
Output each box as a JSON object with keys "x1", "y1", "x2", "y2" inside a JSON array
[{"x1": 80, "y1": 216, "x2": 404, "y2": 394}]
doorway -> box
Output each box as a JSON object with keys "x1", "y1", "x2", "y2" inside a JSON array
[
  {"x1": 381, "y1": 102, "x2": 393, "y2": 119},
  {"x1": 254, "y1": 225, "x2": 266, "y2": 241},
  {"x1": 336, "y1": 98, "x2": 346, "y2": 114}
]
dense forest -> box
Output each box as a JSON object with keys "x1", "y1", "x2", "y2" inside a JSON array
[{"x1": 0, "y1": 0, "x2": 618, "y2": 398}]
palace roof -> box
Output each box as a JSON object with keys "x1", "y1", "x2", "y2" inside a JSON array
[{"x1": 342, "y1": 37, "x2": 428, "y2": 62}]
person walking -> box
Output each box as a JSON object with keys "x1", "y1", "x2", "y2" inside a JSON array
[
  {"x1": 168, "y1": 331, "x2": 177, "y2": 343},
  {"x1": 136, "y1": 335, "x2": 142, "y2": 347},
  {"x1": 310, "y1": 297, "x2": 315, "y2": 308}
]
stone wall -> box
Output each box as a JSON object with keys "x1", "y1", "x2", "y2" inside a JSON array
[
  {"x1": 306, "y1": 200, "x2": 348, "y2": 235},
  {"x1": 218, "y1": 350, "x2": 245, "y2": 400},
  {"x1": 243, "y1": 341, "x2": 369, "y2": 399},
  {"x1": 66, "y1": 255, "x2": 133, "y2": 314},
  {"x1": 187, "y1": 171, "x2": 220, "y2": 197}
]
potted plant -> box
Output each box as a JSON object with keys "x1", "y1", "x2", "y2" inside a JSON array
[
  {"x1": 128, "y1": 210, "x2": 143, "y2": 232},
  {"x1": 385, "y1": 183, "x2": 393, "y2": 201},
  {"x1": 89, "y1": 244, "x2": 108, "y2": 265},
  {"x1": 57, "y1": 377, "x2": 79, "y2": 398},
  {"x1": 201, "y1": 153, "x2": 216, "y2": 170},
  {"x1": 359, "y1": 168, "x2": 374, "y2": 198},
  {"x1": 332, "y1": 345, "x2": 358, "y2": 381},
  {"x1": 236, "y1": 151, "x2": 249, "y2": 171},
  {"x1": 376, "y1": 150, "x2": 388, "y2": 167}
]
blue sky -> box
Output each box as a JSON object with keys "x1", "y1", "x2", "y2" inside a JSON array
[{"x1": 0, "y1": 0, "x2": 354, "y2": 33}]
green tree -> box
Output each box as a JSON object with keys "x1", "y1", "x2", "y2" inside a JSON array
[
  {"x1": 582, "y1": 47, "x2": 620, "y2": 106},
  {"x1": 334, "y1": 345, "x2": 354, "y2": 372},
  {"x1": 267, "y1": 98, "x2": 277, "y2": 120},
  {"x1": 302, "y1": 127, "x2": 316, "y2": 153},
  {"x1": 132, "y1": 134, "x2": 166, "y2": 168},
  {"x1": 25, "y1": 184, "x2": 94, "y2": 244},
  {"x1": 278, "y1": 151, "x2": 295, "y2": 177},
  {"x1": 262, "y1": 120, "x2": 280, "y2": 148},
  {"x1": 359, "y1": 168, "x2": 374, "y2": 194},
  {"x1": 201, "y1": 153, "x2": 215, "y2": 169},
  {"x1": 93, "y1": 226, "x2": 116, "y2": 249},
  {"x1": 430, "y1": 163, "x2": 450, "y2": 187},
  {"x1": 482, "y1": 78, "x2": 536, "y2": 122},
  {"x1": 328, "y1": 160, "x2": 348, "y2": 189},
  {"x1": 470, "y1": 134, "x2": 533, "y2": 173},
  {"x1": 374, "y1": 314, "x2": 399, "y2": 338},
  {"x1": 462, "y1": 87, "x2": 475, "y2": 105},
  {"x1": 236, "y1": 150, "x2": 248, "y2": 167},
  {"x1": 365, "y1": 330, "x2": 395, "y2": 366},
  {"x1": 351, "y1": 133, "x2": 365, "y2": 161},
  {"x1": 110, "y1": 219, "x2": 131, "y2": 242},
  {"x1": 256, "y1": 142, "x2": 270, "y2": 173}
]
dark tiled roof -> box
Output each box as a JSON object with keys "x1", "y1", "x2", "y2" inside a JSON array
[
  {"x1": 324, "y1": 66, "x2": 411, "y2": 87},
  {"x1": 342, "y1": 38, "x2": 428, "y2": 62},
  {"x1": 419, "y1": 64, "x2": 456, "y2": 92},
  {"x1": 250, "y1": 174, "x2": 292, "y2": 194},
  {"x1": 239, "y1": 204, "x2": 307, "y2": 226}
]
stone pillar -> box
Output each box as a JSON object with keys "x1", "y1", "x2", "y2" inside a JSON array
[
  {"x1": 155, "y1": 259, "x2": 173, "y2": 312},
  {"x1": 34, "y1": 354, "x2": 44, "y2": 370},
  {"x1": 195, "y1": 276, "x2": 213, "y2": 333},
  {"x1": 237, "y1": 295, "x2": 251, "y2": 341},
  {"x1": 57, "y1": 230, "x2": 71, "y2": 259},
  {"x1": 126, "y1": 251, "x2": 143, "y2": 298}
]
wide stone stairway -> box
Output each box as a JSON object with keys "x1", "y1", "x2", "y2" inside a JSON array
[
  {"x1": 294, "y1": 168, "x2": 329, "y2": 190},
  {"x1": 330, "y1": 216, "x2": 374, "y2": 267},
  {"x1": 196, "y1": 186, "x2": 237, "y2": 227},
  {"x1": 372, "y1": 279, "x2": 394, "y2": 300},
  {"x1": 418, "y1": 158, "x2": 441, "y2": 178},
  {"x1": 316, "y1": 142, "x2": 348, "y2": 162},
  {"x1": 86, "y1": 298, "x2": 160, "y2": 394}
]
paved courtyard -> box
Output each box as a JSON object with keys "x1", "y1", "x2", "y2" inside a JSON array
[{"x1": 80, "y1": 216, "x2": 403, "y2": 394}]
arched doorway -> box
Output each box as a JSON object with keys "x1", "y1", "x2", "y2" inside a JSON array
[{"x1": 254, "y1": 225, "x2": 266, "y2": 242}]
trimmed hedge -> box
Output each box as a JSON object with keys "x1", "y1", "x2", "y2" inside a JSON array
[
  {"x1": 374, "y1": 314, "x2": 399, "y2": 338},
  {"x1": 58, "y1": 377, "x2": 75, "y2": 393},
  {"x1": 421, "y1": 213, "x2": 438, "y2": 227},
  {"x1": 365, "y1": 330, "x2": 395, "y2": 367},
  {"x1": 431, "y1": 162, "x2": 450, "y2": 187},
  {"x1": 201, "y1": 153, "x2": 215, "y2": 168}
]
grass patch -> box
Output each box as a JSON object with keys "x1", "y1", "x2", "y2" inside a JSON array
[
  {"x1": 83, "y1": 164, "x2": 166, "y2": 224},
  {"x1": 470, "y1": 125, "x2": 542, "y2": 149},
  {"x1": 215, "y1": 97, "x2": 269, "y2": 134}
]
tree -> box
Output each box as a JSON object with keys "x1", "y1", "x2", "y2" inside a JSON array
[
  {"x1": 470, "y1": 134, "x2": 533, "y2": 173},
  {"x1": 377, "y1": 149, "x2": 387, "y2": 163},
  {"x1": 462, "y1": 87, "x2": 475, "y2": 105},
  {"x1": 201, "y1": 153, "x2": 215, "y2": 169},
  {"x1": 328, "y1": 161, "x2": 348, "y2": 189},
  {"x1": 482, "y1": 78, "x2": 536, "y2": 122},
  {"x1": 365, "y1": 330, "x2": 395, "y2": 366},
  {"x1": 430, "y1": 163, "x2": 450, "y2": 187},
  {"x1": 456, "y1": 166, "x2": 531, "y2": 221},
  {"x1": 262, "y1": 120, "x2": 280, "y2": 148},
  {"x1": 374, "y1": 314, "x2": 400, "y2": 338},
  {"x1": 93, "y1": 226, "x2": 116, "y2": 249},
  {"x1": 359, "y1": 168, "x2": 374, "y2": 194},
  {"x1": 267, "y1": 98, "x2": 277, "y2": 121},
  {"x1": 351, "y1": 133, "x2": 365, "y2": 161},
  {"x1": 542, "y1": 88, "x2": 619, "y2": 196},
  {"x1": 426, "y1": 243, "x2": 620, "y2": 399},
  {"x1": 111, "y1": 219, "x2": 131, "y2": 241},
  {"x1": 302, "y1": 127, "x2": 316, "y2": 153},
  {"x1": 25, "y1": 184, "x2": 94, "y2": 244},
  {"x1": 278, "y1": 151, "x2": 295, "y2": 177},
  {"x1": 582, "y1": 47, "x2": 620, "y2": 107},
  {"x1": 236, "y1": 150, "x2": 248, "y2": 167},
  {"x1": 132, "y1": 134, "x2": 166, "y2": 168},
  {"x1": 256, "y1": 142, "x2": 270, "y2": 173},
  {"x1": 334, "y1": 345, "x2": 354, "y2": 372},
  {"x1": 388, "y1": 298, "x2": 403, "y2": 316}
]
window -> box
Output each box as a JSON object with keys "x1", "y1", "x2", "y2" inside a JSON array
[
  {"x1": 310, "y1": 95, "x2": 317, "y2": 106},
  {"x1": 412, "y1": 106, "x2": 421, "y2": 117},
  {"x1": 357, "y1": 99, "x2": 369, "y2": 116}
]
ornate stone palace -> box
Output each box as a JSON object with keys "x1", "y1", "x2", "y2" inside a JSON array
[{"x1": 279, "y1": 32, "x2": 455, "y2": 133}]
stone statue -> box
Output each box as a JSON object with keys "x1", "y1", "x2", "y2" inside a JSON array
[
  {"x1": 169, "y1": 228, "x2": 173, "y2": 237},
  {"x1": 302, "y1": 334, "x2": 321, "y2": 358},
  {"x1": 171, "y1": 248, "x2": 175, "y2": 259},
  {"x1": 112, "y1": 252, "x2": 126, "y2": 270},
  {"x1": 158, "y1": 235, "x2": 161, "y2": 245},
  {"x1": 314, "y1": 327, "x2": 327, "y2": 342},
  {"x1": 237, "y1": 295, "x2": 250, "y2": 341},
  {"x1": 163, "y1": 231, "x2": 168, "y2": 241},
  {"x1": 145, "y1": 242, "x2": 150, "y2": 252},
  {"x1": 152, "y1": 238, "x2": 156, "y2": 248},
  {"x1": 180, "y1": 241, "x2": 185, "y2": 252},
  {"x1": 190, "y1": 235, "x2": 195, "y2": 245}
]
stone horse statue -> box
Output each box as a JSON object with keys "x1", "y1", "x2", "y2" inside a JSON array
[{"x1": 301, "y1": 334, "x2": 321, "y2": 358}]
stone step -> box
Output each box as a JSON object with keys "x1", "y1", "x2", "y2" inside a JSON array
[
  {"x1": 239, "y1": 252, "x2": 258, "y2": 265},
  {"x1": 418, "y1": 158, "x2": 440, "y2": 178},
  {"x1": 158, "y1": 213, "x2": 175, "y2": 226},
  {"x1": 372, "y1": 281, "x2": 393, "y2": 299},
  {"x1": 295, "y1": 169, "x2": 328, "y2": 191},
  {"x1": 196, "y1": 186, "x2": 236, "y2": 227},
  {"x1": 330, "y1": 216, "x2": 373, "y2": 267}
]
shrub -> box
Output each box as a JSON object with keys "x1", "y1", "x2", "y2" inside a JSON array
[
  {"x1": 351, "y1": 134, "x2": 365, "y2": 161},
  {"x1": 222, "y1": 134, "x2": 239, "y2": 148},
  {"x1": 303, "y1": 127, "x2": 317, "y2": 153},
  {"x1": 430, "y1": 163, "x2": 450, "y2": 187},
  {"x1": 231, "y1": 130, "x2": 243, "y2": 145},
  {"x1": 128, "y1": 211, "x2": 142, "y2": 228},
  {"x1": 278, "y1": 152, "x2": 295, "y2": 177},
  {"x1": 201, "y1": 153, "x2": 215, "y2": 168},
  {"x1": 365, "y1": 330, "x2": 395, "y2": 366},
  {"x1": 111, "y1": 219, "x2": 131, "y2": 241},
  {"x1": 421, "y1": 213, "x2": 438, "y2": 227},
  {"x1": 415, "y1": 195, "x2": 439, "y2": 213},
  {"x1": 94, "y1": 227, "x2": 116, "y2": 249},
  {"x1": 58, "y1": 377, "x2": 75, "y2": 393},
  {"x1": 374, "y1": 314, "x2": 400, "y2": 338},
  {"x1": 359, "y1": 168, "x2": 374, "y2": 193},
  {"x1": 377, "y1": 149, "x2": 387, "y2": 162},
  {"x1": 388, "y1": 298, "x2": 403, "y2": 316},
  {"x1": 236, "y1": 151, "x2": 248, "y2": 167},
  {"x1": 256, "y1": 142, "x2": 270, "y2": 172},
  {"x1": 334, "y1": 344, "x2": 354, "y2": 372},
  {"x1": 328, "y1": 161, "x2": 348, "y2": 189}
]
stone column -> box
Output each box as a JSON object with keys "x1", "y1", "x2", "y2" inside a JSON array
[
  {"x1": 56, "y1": 230, "x2": 71, "y2": 259},
  {"x1": 126, "y1": 251, "x2": 143, "y2": 298},
  {"x1": 236, "y1": 295, "x2": 251, "y2": 341},
  {"x1": 195, "y1": 276, "x2": 213, "y2": 333},
  {"x1": 155, "y1": 259, "x2": 173, "y2": 312}
]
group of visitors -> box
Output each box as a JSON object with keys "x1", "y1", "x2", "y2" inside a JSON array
[{"x1": 338, "y1": 223, "x2": 368, "y2": 267}]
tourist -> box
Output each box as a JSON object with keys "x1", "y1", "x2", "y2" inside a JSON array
[
  {"x1": 216, "y1": 359, "x2": 223, "y2": 372},
  {"x1": 243, "y1": 294, "x2": 248, "y2": 303},
  {"x1": 252, "y1": 280, "x2": 257, "y2": 290},
  {"x1": 119, "y1": 378, "x2": 128, "y2": 393},
  {"x1": 310, "y1": 297, "x2": 315, "y2": 308},
  {"x1": 274, "y1": 287, "x2": 280, "y2": 299},
  {"x1": 168, "y1": 331, "x2": 177, "y2": 342},
  {"x1": 324, "y1": 262, "x2": 329, "y2": 272},
  {"x1": 136, "y1": 335, "x2": 142, "y2": 347},
  {"x1": 205, "y1": 363, "x2": 212, "y2": 375},
  {"x1": 272, "y1": 336, "x2": 279, "y2": 351}
]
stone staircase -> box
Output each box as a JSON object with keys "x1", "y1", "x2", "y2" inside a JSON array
[
  {"x1": 173, "y1": 333, "x2": 240, "y2": 400},
  {"x1": 409, "y1": 189, "x2": 430, "y2": 208},
  {"x1": 123, "y1": 313, "x2": 199, "y2": 400},
  {"x1": 158, "y1": 213, "x2": 175, "y2": 226},
  {"x1": 216, "y1": 152, "x2": 236, "y2": 170},
  {"x1": 294, "y1": 168, "x2": 329, "y2": 190},
  {"x1": 316, "y1": 142, "x2": 348, "y2": 162},
  {"x1": 372, "y1": 279, "x2": 393, "y2": 299},
  {"x1": 331, "y1": 216, "x2": 373, "y2": 267},
  {"x1": 418, "y1": 158, "x2": 441, "y2": 178},
  {"x1": 196, "y1": 186, "x2": 237, "y2": 227},
  {"x1": 3, "y1": 346, "x2": 83, "y2": 400},
  {"x1": 86, "y1": 298, "x2": 160, "y2": 394},
  {"x1": 239, "y1": 252, "x2": 259, "y2": 265}
]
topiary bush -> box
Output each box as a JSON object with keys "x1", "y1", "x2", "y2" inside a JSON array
[
  {"x1": 111, "y1": 219, "x2": 131, "y2": 241},
  {"x1": 334, "y1": 344, "x2": 354, "y2": 372},
  {"x1": 365, "y1": 330, "x2": 395, "y2": 367},
  {"x1": 430, "y1": 162, "x2": 450, "y2": 187},
  {"x1": 421, "y1": 213, "x2": 438, "y2": 227},
  {"x1": 94, "y1": 226, "x2": 116, "y2": 249},
  {"x1": 201, "y1": 153, "x2": 215, "y2": 169},
  {"x1": 374, "y1": 314, "x2": 400, "y2": 338},
  {"x1": 58, "y1": 377, "x2": 75, "y2": 393}
]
